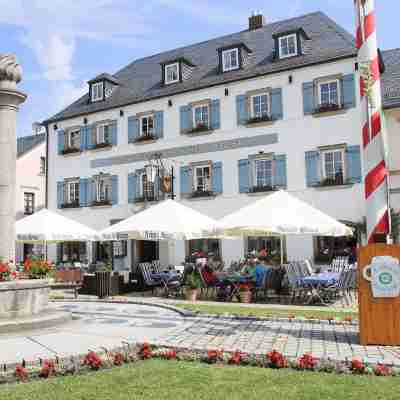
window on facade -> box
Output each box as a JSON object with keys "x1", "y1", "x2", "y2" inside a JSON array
[
  {"x1": 141, "y1": 115, "x2": 154, "y2": 137},
  {"x1": 91, "y1": 82, "x2": 104, "y2": 102},
  {"x1": 193, "y1": 104, "x2": 210, "y2": 129},
  {"x1": 113, "y1": 240, "x2": 127, "y2": 257},
  {"x1": 139, "y1": 172, "x2": 155, "y2": 200},
  {"x1": 251, "y1": 94, "x2": 269, "y2": 119},
  {"x1": 194, "y1": 165, "x2": 211, "y2": 192},
  {"x1": 188, "y1": 239, "x2": 220, "y2": 258},
  {"x1": 165, "y1": 63, "x2": 179, "y2": 84},
  {"x1": 24, "y1": 192, "x2": 35, "y2": 215},
  {"x1": 318, "y1": 80, "x2": 340, "y2": 107},
  {"x1": 94, "y1": 176, "x2": 112, "y2": 203},
  {"x1": 40, "y1": 157, "x2": 46, "y2": 175},
  {"x1": 58, "y1": 242, "x2": 86, "y2": 263},
  {"x1": 68, "y1": 129, "x2": 80, "y2": 149},
  {"x1": 248, "y1": 236, "x2": 282, "y2": 259},
  {"x1": 222, "y1": 48, "x2": 239, "y2": 72},
  {"x1": 322, "y1": 150, "x2": 344, "y2": 184},
  {"x1": 279, "y1": 34, "x2": 298, "y2": 58},
  {"x1": 96, "y1": 124, "x2": 111, "y2": 145},
  {"x1": 67, "y1": 180, "x2": 80, "y2": 205},
  {"x1": 254, "y1": 158, "x2": 273, "y2": 188}
]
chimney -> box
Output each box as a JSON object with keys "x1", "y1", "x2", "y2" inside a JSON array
[{"x1": 248, "y1": 11, "x2": 266, "y2": 31}]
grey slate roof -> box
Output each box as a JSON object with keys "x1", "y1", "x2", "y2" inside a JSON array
[
  {"x1": 381, "y1": 48, "x2": 400, "y2": 109},
  {"x1": 17, "y1": 133, "x2": 46, "y2": 158},
  {"x1": 44, "y1": 11, "x2": 356, "y2": 124}
]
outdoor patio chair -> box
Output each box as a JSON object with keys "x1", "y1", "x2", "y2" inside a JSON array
[
  {"x1": 138, "y1": 262, "x2": 162, "y2": 295},
  {"x1": 199, "y1": 268, "x2": 217, "y2": 299},
  {"x1": 330, "y1": 256, "x2": 349, "y2": 272},
  {"x1": 151, "y1": 260, "x2": 162, "y2": 273},
  {"x1": 320, "y1": 266, "x2": 352, "y2": 306},
  {"x1": 285, "y1": 263, "x2": 309, "y2": 304}
]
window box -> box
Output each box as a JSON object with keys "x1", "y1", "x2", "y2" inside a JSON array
[
  {"x1": 61, "y1": 202, "x2": 80, "y2": 209},
  {"x1": 61, "y1": 147, "x2": 81, "y2": 155},
  {"x1": 134, "y1": 134, "x2": 157, "y2": 143},
  {"x1": 250, "y1": 185, "x2": 277, "y2": 193},
  {"x1": 190, "y1": 190, "x2": 214, "y2": 198},
  {"x1": 190, "y1": 123, "x2": 210, "y2": 133},
  {"x1": 246, "y1": 115, "x2": 274, "y2": 125},
  {"x1": 319, "y1": 176, "x2": 345, "y2": 187},
  {"x1": 313, "y1": 103, "x2": 341, "y2": 114},
  {"x1": 92, "y1": 142, "x2": 112, "y2": 150},
  {"x1": 91, "y1": 200, "x2": 112, "y2": 207}
]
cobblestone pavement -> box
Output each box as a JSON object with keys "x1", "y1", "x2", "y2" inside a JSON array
[{"x1": 155, "y1": 315, "x2": 400, "y2": 365}]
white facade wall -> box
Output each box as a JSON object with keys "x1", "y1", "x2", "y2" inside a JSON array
[
  {"x1": 15, "y1": 141, "x2": 46, "y2": 262},
  {"x1": 48, "y1": 58, "x2": 366, "y2": 268},
  {"x1": 386, "y1": 108, "x2": 400, "y2": 211}
]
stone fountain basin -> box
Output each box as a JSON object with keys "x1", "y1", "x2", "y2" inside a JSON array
[{"x1": 0, "y1": 279, "x2": 50, "y2": 319}]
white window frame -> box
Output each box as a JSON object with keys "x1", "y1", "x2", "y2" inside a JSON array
[
  {"x1": 96, "y1": 123, "x2": 111, "y2": 145},
  {"x1": 138, "y1": 171, "x2": 155, "y2": 199},
  {"x1": 278, "y1": 34, "x2": 298, "y2": 59},
  {"x1": 251, "y1": 93, "x2": 270, "y2": 119},
  {"x1": 322, "y1": 149, "x2": 346, "y2": 183},
  {"x1": 222, "y1": 48, "x2": 239, "y2": 72},
  {"x1": 318, "y1": 79, "x2": 341, "y2": 107},
  {"x1": 40, "y1": 156, "x2": 46, "y2": 175},
  {"x1": 91, "y1": 82, "x2": 104, "y2": 102},
  {"x1": 253, "y1": 157, "x2": 274, "y2": 188},
  {"x1": 67, "y1": 180, "x2": 80, "y2": 204},
  {"x1": 165, "y1": 62, "x2": 180, "y2": 84},
  {"x1": 68, "y1": 129, "x2": 80, "y2": 149},
  {"x1": 192, "y1": 104, "x2": 210, "y2": 129},
  {"x1": 140, "y1": 114, "x2": 155, "y2": 137},
  {"x1": 95, "y1": 176, "x2": 112, "y2": 203},
  {"x1": 193, "y1": 164, "x2": 212, "y2": 192}
]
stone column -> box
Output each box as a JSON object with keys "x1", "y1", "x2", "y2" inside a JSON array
[{"x1": 0, "y1": 55, "x2": 26, "y2": 262}]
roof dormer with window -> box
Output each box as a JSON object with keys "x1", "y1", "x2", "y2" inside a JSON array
[
  {"x1": 161, "y1": 57, "x2": 196, "y2": 85},
  {"x1": 217, "y1": 43, "x2": 253, "y2": 73},
  {"x1": 88, "y1": 73, "x2": 120, "y2": 103},
  {"x1": 272, "y1": 28, "x2": 309, "y2": 60}
]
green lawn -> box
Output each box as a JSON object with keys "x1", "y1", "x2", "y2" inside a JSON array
[
  {"x1": 0, "y1": 360, "x2": 398, "y2": 400},
  {"x1": 174, "y1": 303, "x2": 358, "y2": 320}
]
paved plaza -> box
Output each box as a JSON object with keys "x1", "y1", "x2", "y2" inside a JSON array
[{"x1": 1, "y1": 301, "x2": 400, "y2": 366}]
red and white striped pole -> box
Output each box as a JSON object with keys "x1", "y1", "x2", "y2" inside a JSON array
[{"x1": 354, "y1": 0, "x2": 390, "y2": 243}]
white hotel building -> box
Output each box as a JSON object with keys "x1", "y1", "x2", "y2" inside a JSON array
[{"x1": 43, "y1": 12, "x2": 400, "y2": 270}]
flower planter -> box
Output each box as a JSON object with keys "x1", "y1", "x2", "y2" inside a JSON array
[
  {"x1": 185, "y1": 289, "x2": 199, "y2": 302},
  {"x1": 240, "y1": 290, "x2": 252, "y2": 303}
]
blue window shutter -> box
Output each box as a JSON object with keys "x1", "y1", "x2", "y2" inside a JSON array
[
  {"x1": 270, "y1": 88, "x2": 283, "y2": 120},
  {"x1": 180, "y1": 166, "x2": 191, "y2": 196},
  {"x1": 154, "y1": 111, "x2": 164, "y2": 138},
  {"x1": 212, "y1": 161, "x2": 223, "y2": 194},
  {"x1": 305, "y1": 151, "x2": 321, "y2": 186},
  {"x1": 128, "y1": 172, "x2": 137, "y2": 203},
  {"x1": 274, "y1": 154, "x2": 287, "y2": 188},
  {"x1": 238, "y1": 159, "x2": 250, "y2": 193},
  {"x1": 88, "y1": 179, "x2": 96, "y2": 204},
  {"x1": 80, "y1": 126, "x2": 87, "y2": 151},
  {"x1": 111, "y1": 175, "x2": 118, "y2": 205},
  {"x1": 57, "y1": 181, "x2": 64, "y2": 208},
  {"x1": 302, "y1": 82, "x2": 314, "y2": 115},
  {"x1": 79, "y1": 178, "x2": 88, "y2": 207},
  {"x1": 180, "y1": 105, "x2": 192, "y2": 133},
  {"x1": 210, "y1": 99, "x2": 221, "y2": 130},
  {"x1": 110, "y1": 120, "x2": 118, "y2": 145},
  {"x1": 128, "y1": 116, "x2": 139, "y2": 143},
  {"x1": 57, "y1": 130, "x2": 65, "y2": 154},
  {"x1": 87, "y1": 125, "x2": 94, "y2": 149},
  {"x1": 236, "y1": 95, "x2": 248, "y2": 125},
  {"x1": 346, "y1": 145, "x2": 362, "y2": 183},
  {"x1": 342, "y1": 74, "x2": 356, "y2": 109}
]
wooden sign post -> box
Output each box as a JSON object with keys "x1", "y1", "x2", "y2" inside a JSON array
[{"x1": 358, "y1": 244, "x2": 400, "y2": 345}]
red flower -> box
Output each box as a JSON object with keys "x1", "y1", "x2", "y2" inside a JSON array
[
  {"x1": 163, "y1": 349, "x2": 177, "y2": 360},
  {"x1": 298, "y1": 353, "x2": 317, "y2": 370},
  {"x1": 23, "y1": 259, "x2": 31, "y2": 271},
  {"x1": 267, "y1": 350, "x2": 287, "y2": 369},
  {"x1": 350, "y1": 358, "x2": 365, "y2": 374},
  {"x1": 39, "y1": 359, "x2": 56, "y2": 378},
  {"x1": 207, "y1": 349, "x2": 224, "y2": 363},
  {"x1": 83, "y1": 351, "x2": 103, "y2": 370},
  {"x1": 374, "y1": 363, "x2": 392, "y2": 376},
  {"x1": 228, "y1": 351, "x2": 243, "y2": 365},
  {"x1": 15, "y1": 364, "x2": 28, "y2": 381},
  {"x1": 344, "y1": 316, "x2": 353, "y2": 323},
  {"x1": 113, "y1": 353, "x2": 125, "y2": 366},
  {"x1": 139, "y1": 343, "x2": 152, "y2": 360}
]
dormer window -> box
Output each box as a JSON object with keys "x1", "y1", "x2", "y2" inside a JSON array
[
  {"x1": 278, "y1": 34, "x2": 298, "y2": 58},
  {"x1": 222, "y1": 48, "x2": 239, "y2": 72},
  {"x1": 91, "y1": 81, "x2": 104, "y2": 102},
  {"x1": 165, "y1": 62, "x2": 180, "y2": 84}
]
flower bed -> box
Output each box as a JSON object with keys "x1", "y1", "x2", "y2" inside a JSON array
[{"x1": 1, "y1": 343, "x2": 398, "y2": 385}]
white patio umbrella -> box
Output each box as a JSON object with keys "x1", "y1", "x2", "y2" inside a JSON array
[
  {"x1": 101, "y1": 199, "x2": 218, "y2": 241},
  {"x1": 217, "y1": 191, "x2": 353, "y2": 263},
  {"x1": 16, "y1": 209, "x2": 99, "y2": 242}
]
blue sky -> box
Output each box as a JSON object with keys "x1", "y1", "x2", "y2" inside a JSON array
[{"x1": 0, "y1": 0, "x2": 396, "y2": 137}]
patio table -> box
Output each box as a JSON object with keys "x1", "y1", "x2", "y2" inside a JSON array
[
  {"x1": 151, "y1": 271, "x2": 181, "y2": 297},
  {"x1": 216, "y1": 273, "x2": 254, "y2": 302},
  {"x1": 298, "y1": 272, "x2": 340, "y2": 305}
]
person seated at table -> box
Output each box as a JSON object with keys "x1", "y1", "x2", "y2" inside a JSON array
[
  {"x1": 201, "y1": 264, "x2": 217, "y2": 286},
  {"x1": 242, "y1": 257, "x2": 267, "y2": 288}
]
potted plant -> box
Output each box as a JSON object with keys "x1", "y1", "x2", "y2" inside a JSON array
[
  {"x1": 0, "y1": 261, "x2": 10, "y2": 281},
  {"x1": 24, "y1": 257, "x2": 53, "y2": 279},
  {"x1": 184, "y1": 268, "x2": 201, "y2": 302},
  {"x1": 239, "y1": 283, "x2": 252, "y2": 303}
]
